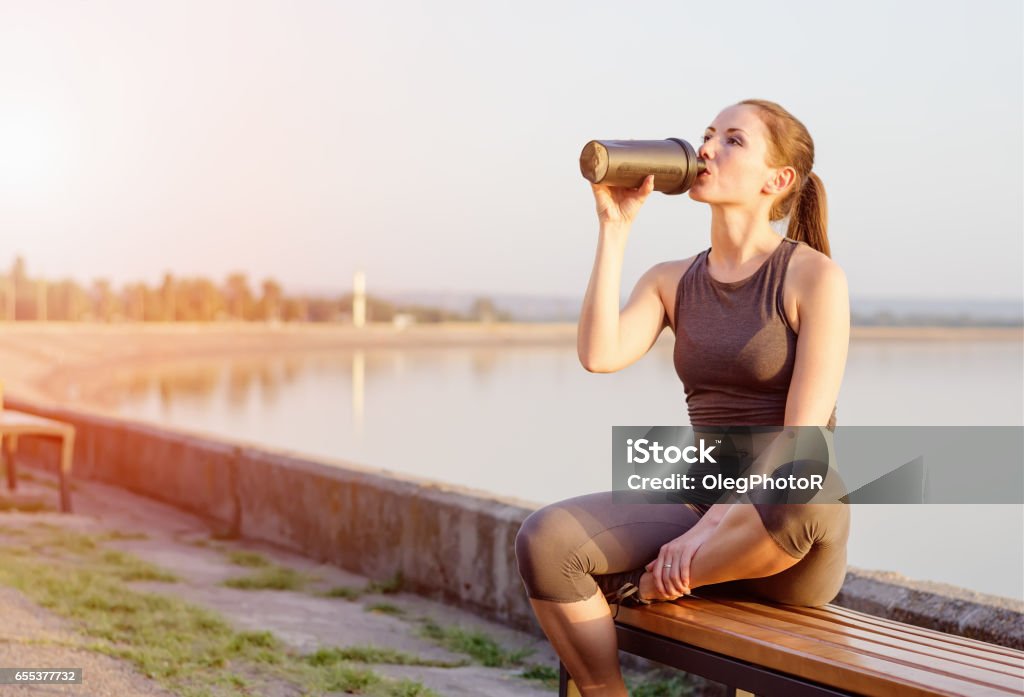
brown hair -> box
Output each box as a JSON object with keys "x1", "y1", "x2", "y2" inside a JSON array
[{"x1": 739, "y1": 99, "x2": 830, "y2": 258}]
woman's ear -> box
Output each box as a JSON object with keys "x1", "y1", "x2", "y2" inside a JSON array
[{"x1": 763, "y1": 166, "x2": 797, "y2": 195}]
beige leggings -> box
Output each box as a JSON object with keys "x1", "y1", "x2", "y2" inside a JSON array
[
  {"x1": 515, "y1": 428, "x2": 850, "y2": 608},
  {"x1": 514, "y1": 491, "x2": 849, "y2": 608}
]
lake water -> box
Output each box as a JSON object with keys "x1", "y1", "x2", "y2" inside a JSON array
[{"x1": 101, "y1": 336, "x2": 1024, "y2": 601}]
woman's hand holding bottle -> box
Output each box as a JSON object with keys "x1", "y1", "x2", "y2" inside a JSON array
[{"x1": 591, "y1": 174, "x2": 656, "y2": 229}]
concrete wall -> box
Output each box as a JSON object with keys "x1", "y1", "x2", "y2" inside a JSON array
[{"x1": 8, "y1": 398, "x2": 1022, "y2": 651}]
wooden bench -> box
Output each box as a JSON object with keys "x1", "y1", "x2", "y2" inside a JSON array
[
  {"x1": 558, "y1": 589, "x2": 1024, "y2": 696},
  {"x1": 0, "y1": 409, "x2": 76, "y2": 513}
]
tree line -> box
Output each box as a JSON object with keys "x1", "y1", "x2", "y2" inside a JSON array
[{"x1": 1, "y1": 257, "x2": 510, "y2": 323}]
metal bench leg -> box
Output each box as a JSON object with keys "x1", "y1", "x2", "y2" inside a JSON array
[
  {"x1": 560, "y1": 660, "x2": 760, "y2": 697},
  {"x1": 59, "y1": 432, "x2": 74, "y2": 513},
  {"x1": 4, "y1": 436, "x2": 15, "y2": 492},
  {"x1": 558, "y1": 661, "x2": 582, "y2": 697}
]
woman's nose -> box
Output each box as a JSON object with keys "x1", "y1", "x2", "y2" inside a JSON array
[{"x1": 698, "y1": 139, "x2": 714, "y2": 160}]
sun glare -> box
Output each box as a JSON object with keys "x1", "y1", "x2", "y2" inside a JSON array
[{"x1": 0, "y1": 108, "x2": 70, "y2": 197}]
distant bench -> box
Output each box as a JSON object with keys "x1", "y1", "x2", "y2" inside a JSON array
[
  {"x1": 559, "y1": 589, "x2": 1024, "y2": 697},
  {"x1": 0, "y1": 407, "x2": 76, "y2": 513}
]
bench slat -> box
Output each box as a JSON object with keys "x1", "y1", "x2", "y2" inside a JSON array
[
  {"x1": 788, "y1": 603, "x2": 1024, "y2": 660},
  {"x1": 0, "y1": 411, "x2": 75, "y2": 436},
  {"x1": 700, "y1": 597, "x2": 1024, "y2": 675},
  {"x1": 682, "y1": 597, "x2": 1023, "y2": 689},
  {"x1": 616, "y1": 599, "x2": 1024, "y2": 697}
]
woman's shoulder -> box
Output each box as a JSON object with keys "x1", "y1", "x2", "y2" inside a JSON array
[
  {"x1": 787, "y1": 240, "x2": 847, "y2": 299},
  {"x1": 649, "y1": 253, "x2": 706, "y2": 328},
  {"x1": 652, "y1": 250, "x2": 706, "y2": 285}
]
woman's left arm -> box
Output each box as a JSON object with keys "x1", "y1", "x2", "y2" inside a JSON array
[{"x1": 785, "y1": 257, "x2": 850, "y2": 427}]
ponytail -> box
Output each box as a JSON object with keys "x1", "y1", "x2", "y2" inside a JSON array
[{"x1": 786, "y1": 171, "x2": 830, "y2": 258}]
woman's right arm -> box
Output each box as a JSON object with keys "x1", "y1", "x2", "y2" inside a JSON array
[{"x1": 578, "y1": 175, "x2": 667, "y2": 373}]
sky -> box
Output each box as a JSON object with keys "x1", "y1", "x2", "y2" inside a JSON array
[{"x1": 0, "y1": 0, "x2": 1021, "y2": 302}]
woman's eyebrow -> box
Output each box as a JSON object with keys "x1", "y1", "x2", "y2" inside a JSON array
[{"x1": 704, "y1": 127, "x2": 748, "y2": 135}]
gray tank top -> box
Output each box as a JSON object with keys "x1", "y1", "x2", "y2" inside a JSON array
[{"x1": 672, "y1": 236, "x2": 838, "y2": 431}]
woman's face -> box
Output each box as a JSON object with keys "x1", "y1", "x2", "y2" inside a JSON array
[{"x1": 688, "y1": 104, "x2": 788, "y2": 207}]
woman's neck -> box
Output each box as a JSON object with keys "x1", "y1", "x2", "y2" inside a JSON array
[{"x1": 707, "y1": 205, "x2": 780, "y2": 270}]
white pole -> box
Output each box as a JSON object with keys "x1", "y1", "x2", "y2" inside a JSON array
[{"x1": 353, "y1": 270, "x2": 366, "y2": 328}]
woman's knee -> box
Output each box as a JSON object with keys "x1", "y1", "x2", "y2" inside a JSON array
[
  {"x1": 515, "y1": 505, "x2": 573, "y2": 574},
  {"x1": 514, "y1": 504, "x2": 596, "y2": 602}
]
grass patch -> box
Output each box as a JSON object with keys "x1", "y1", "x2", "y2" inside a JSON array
[
  {"x1": 0, "y1": 540, "x2": 283, "y2": 692},
  {"x1": 101, "y1": 530, "x2": 150, "y2": 541},
  {"x1": 12, "y1": 470, "x2": 60, "y2": 490},
  {"x1": 0, "y1": 524, "x2": 30, "y2": 538},
  {"x1": 311, "y1": 663, "x2": 440, "y2": 696},
  {"x1": 366, "y1": 602, "x2": 405, "y2": 616},
  {"x1": 224, "y1": 550, "x2": 270, "y2": 568},
  {"x1": 210, "y1": 528, "x2": 242, "y2": 541},
  {"x1": 365, "y1": 570, "x2": 404, "y2": 595},
  {"x1": 97, "y1": 549, "x2": 178, "y2": 583},
  {"x1": 183, "y1": 536, "x2": 224, "y2": 550},
  {"x1": 324, "y1": 585, "x2": 363, "y2": 600},
  {"x1": 418, "y1": 619, "x2": 534, "y2": 668},
  {"x1": 223, "y1": 565, "x2": 307, "y2": 591},
  {"x1": 37, "y1": 529, "x2": 99, "y2": 554},
  {"x1": 627, "y1": 673, "x2": 698, "y2": 697},
  {"x1": 307, "y1": 645, "x2": 466, "y2": 668},
  {"x1": 519, "y1": 663, "x2": 560, "y2": 688},
  {"x1": 325, "y1": 572, "x2": 403, "y2": 602},
  {"x1": 0, "y1": 469, "x2": 80, "y2": 493},
  {"x1": 0, "y1": 523, "x2": 441, "y2": 696},
  {"x1": 4, "y1": 527, "x2": 173, "y2": 584},
  {"x1": 0, "y1": 497, "x2": 53, "y2": 513}
]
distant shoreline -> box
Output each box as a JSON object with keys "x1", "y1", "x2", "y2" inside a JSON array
[
  {"x1": 0, "y1": 320, "x2": 1020, "y2": 337},
  {"x1": 0, "y1": 321, "x2": 1019, "y2": 407}
]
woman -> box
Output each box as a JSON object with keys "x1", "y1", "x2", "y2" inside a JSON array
[{"x1": 514, "y1": 99, "x2": 851, "y2": 697}]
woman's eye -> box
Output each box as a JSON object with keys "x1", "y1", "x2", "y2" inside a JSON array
[
  {"x1": 728, "y1": 137, "x2": 742, "y2": 145},
  {"x1": 701, "y1": 135, "x2": 710, "y2": 143}
]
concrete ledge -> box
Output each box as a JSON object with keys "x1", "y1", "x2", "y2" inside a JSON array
[
  {"x1": 8, "y1": 397, "x2": 543, "y2": 634},
  {"x1": 8, "y1": 398, "x2": 1023, "y2": 650},
  {"x1": 836, "y1": 567, "x2": 1023, "y2": 649}
]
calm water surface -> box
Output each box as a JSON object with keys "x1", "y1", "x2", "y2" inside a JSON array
[{"x1": 101, "y1": 337, "x2": 1024, "y2": 600}]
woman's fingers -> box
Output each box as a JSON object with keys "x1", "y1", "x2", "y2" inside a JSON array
[
  {"x1": 645, "y1": 553, "x2": 692, "y2": 599},
  {"x1": 663, "y1": 558, "x2": 688, "y2": 597},
  {"x1": 590, "y1": 175, "x2": 656, "y2": 225},
  {"x1": 660, "y1": 559, "x2": 676, "y2": 596},
  {"x1": 655, "y1": 544, "x2": 686, "y2": 598},
  {"x1": 644, "y1": 532, "x2": 705, "y2": 600},
  {"x1": 652, "y1": 562, "x2": 667, "y2": 598},
  {"x1": 622, "y1": 176, "x2": 655, "y2": 219},
  {"x1": 678, "y1": 536, "x2": 707, "y2": 596},
  {"x1": 651, "y1": 550, "x2": 669, "y2": 597},
  {"x1": 662, "y1": 542, "x2": 697, "y2": 598},
  {"x1": 678, "y1": 553, "x2": 693, "y2": 594}
]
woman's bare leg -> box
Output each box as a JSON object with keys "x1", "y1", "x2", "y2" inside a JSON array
[
  {"x1": 515, "y1": 491, "x2": 704, "y2": 695},
  {"x1": 527, "y1": 590, "x2": 627, "y2": 697},
  {"x1": 639, "y1": 504, "x2": 802, "y2": 600},
  {"x1": 523, "y1": 505, "x2": 802, "y2": 696}
]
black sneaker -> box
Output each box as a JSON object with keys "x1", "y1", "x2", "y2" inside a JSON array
[{"x1": 603, "y1": 581, "x2": 652, "y2": 619}]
